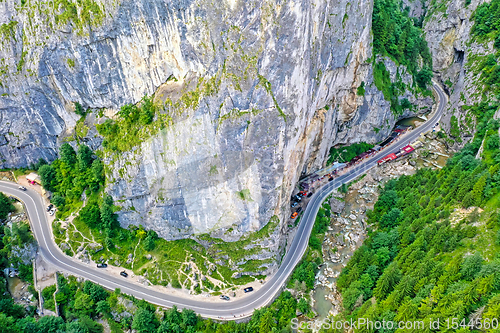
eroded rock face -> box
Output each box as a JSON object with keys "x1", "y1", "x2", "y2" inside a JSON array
[
  {"x1": 98, "y1": 0, "x2": 392, "y2": 239},
  {"x1": 424, "y1": 0, "x2": 493, "y2": 148},
  {"x1": 0, "y1": 0, "x2": 421, "y2": 240},
  {"x1": 424, "y1": 0, "x2": 482, "y2": 72}
]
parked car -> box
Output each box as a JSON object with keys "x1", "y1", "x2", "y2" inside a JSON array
[
  {"x1": 49, "y1": 208, "x2": 56, "y2": 216},
  {"x1": 243, "y1": 287, "x2": 254, "y2": 293},
  {"x1": 120, "y1": 271, "x2": 128, "y2": 277},
  {"x1": 18, "y1": 186, "x2": 26, "y2": 191},
  {"x1": 47, "y1": 204, "x2": 53, "y2": 212},
  {"x1": 297, "y1": 192, "x2": 304, "y2": 198},
  {"x1": 291, "y1": 202, "x2": 298, "y2": 208},
  {"x1": 328, "y1": 177, "x2": 334, "y2": 182},
  {"x1": 97, "y1": 263, "x2": 108, "y2": 268},
  {"x1": 296, "y1": 207, "x2": 302, "y2": 213},
  {"x1": 220, "y1": 295, "x2": 230, "y2": 301},
  {"x1": 290, "y1": 212, "x2": 298, "y2": 219},
  {"x1": 294, "y1": 195, "x2": 302, "y2": 202},
  {"x1": 307, "y1": 192, "x2": 313, "y2": 198}
]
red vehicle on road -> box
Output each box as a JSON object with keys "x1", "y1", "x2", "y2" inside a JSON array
[{"x1": 377, "y1": 153, "x2": 397, "y2": 165}]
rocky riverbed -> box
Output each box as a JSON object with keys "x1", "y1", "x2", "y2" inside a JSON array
[
  {"x1": 1, "y1": 200, "x2": 38, "y2": 309},
  {"x1": 311, "y1": 132, "x2": 450, "y2": 322}
]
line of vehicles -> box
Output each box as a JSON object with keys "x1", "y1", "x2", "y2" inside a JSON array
[
  {"x1": 46, "y1": 204, "x2": 56, "y2": 216},
  {"x1": 219, "y1": 287, "x2": 253, "y2": 301},
  {"x1": 97, "y1": 263, "x2": 127, "y2": 277},
  {"x1": 16, "y1": 182, "x2": 257, "y2": 303},
  {"x1": 95, "y1": 263, "x2": 254, "y2": 299},
  {"x1": 377, "y1": 144, "x2": 415, "y2": 165},
  {"x1": 18, "y1": 186, "x2": 58, "y2": 216},
  {"x1": 290, "y1": 125, "x2": 418, "y2": 220},
  {"x1": 96, "y1": 262, "x2": 127, "y2": 276},
  {"x1": 290, "y1": 190, "x2": 312, "y2": 219},
  {"x1": 296, "y1": 125, "x2": 416, "y2": 205}
]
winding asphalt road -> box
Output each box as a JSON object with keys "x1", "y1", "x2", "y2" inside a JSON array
[{"x1": 0, "y1": 82, "x2": 447, "y2": 319}]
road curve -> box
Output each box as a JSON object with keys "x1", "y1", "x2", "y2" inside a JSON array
[{"x1": 0, "y1": 82, "x2": 447, "y2": 319}]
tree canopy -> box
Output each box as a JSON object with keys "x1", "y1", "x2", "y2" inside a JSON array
[{"x1": 0, "y1": 193, "x2": 14, "y2": 221}]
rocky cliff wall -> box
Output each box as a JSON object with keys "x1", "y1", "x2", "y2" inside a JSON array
[
  {"x1": 424, "y1": 0, "x2": 495, "y2": 147},
  {"x1": 102, "y1": 0, "x2": 390, "y2": 240},
  {"x1": 0, "y1": 0, "x2": 422, "y2": 242}
]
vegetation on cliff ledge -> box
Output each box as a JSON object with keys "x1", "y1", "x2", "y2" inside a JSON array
[
  {"x1": 471, "y1": 0, "x2": 500, "y2": 46},
  {"x1": 96, "y1": 95, "x2": 171, "y2": 153},
  {"x1": 452, "y1": 1, "x2": 500, "y2": 143},
  {"x1": 372, "y1": 0, "x2": 433, "y2": 115},
  {"x1": 327, "y1": 142, "x2": 374, "y2": 165},
  {"x1": 19, "y1": 0, "x2": 106, "y2": 35},
  {"x1": 469, "y1": 0, "x2": 500, "y2": 98}
]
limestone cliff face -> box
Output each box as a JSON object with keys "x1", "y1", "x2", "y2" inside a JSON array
[
  {"x1": 424, "y1": 0, "x2": 493, "y2": 147},
  {"x1": 103, "y1": 0, "x2": 390, "y2": 240},
  {"x1": 0, "y1": 0, "x2": 408, "y2": 241}
]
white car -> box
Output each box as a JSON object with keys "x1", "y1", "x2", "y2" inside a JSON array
[
  {"x1": 49, "y1": 208, "x2": 56, "y2": 216},
  {"x1": 18, "y1": 186, "x2": 27, "y2": 191}
]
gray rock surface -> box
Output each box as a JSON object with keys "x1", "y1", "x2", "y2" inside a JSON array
[
  {"x1": 0, "y1": 0, "x2": 428, "y2": 243},
  {"x1": 329, "y1": 197, "x2": 345, "y2": 215},
  {"x1": 402, "y1": 0, "x2": 427, "y2": 19},
  {"x1": 424, "y1": 0, "x2": 495, "y2": 148}
]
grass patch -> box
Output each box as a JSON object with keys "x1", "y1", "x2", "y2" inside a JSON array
[
  {"x1": 327, "y1": 142, "x2": 374, "y2": 165},
  {"x1": 57, "y1": 214, "x2": 279, "y2": 292}
]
